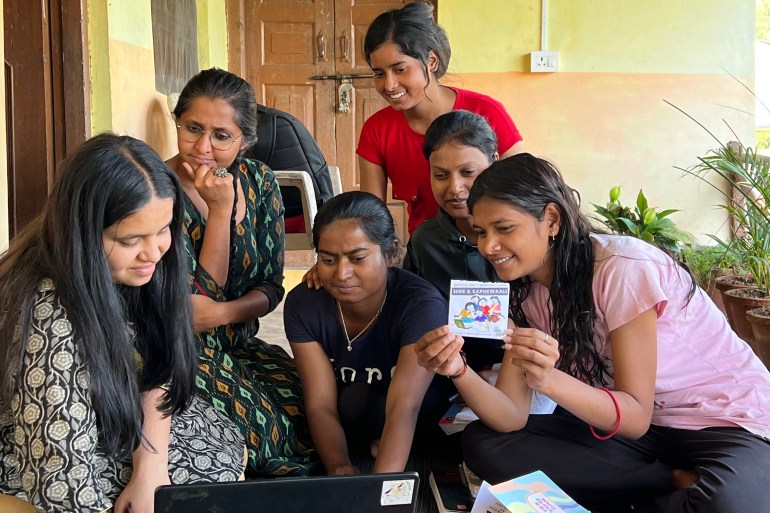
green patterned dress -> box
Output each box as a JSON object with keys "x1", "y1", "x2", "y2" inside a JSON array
[{"x1": 183, "y1": 158, "x2": 317, "y2": 476}]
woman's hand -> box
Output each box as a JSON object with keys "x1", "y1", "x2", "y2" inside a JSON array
[
  {"x1": 190, "y1": 294, "x2": 227, "y2": 333},
  {"x1": 182, "y1": 161, "x2": 235, "y2": 215},
  {"x1": 113, "y1": 465, "x2": 171, "y2": 513},
  {"x1": 331, "y1": 464, "x2": 360, "y2": 476},
  {"x1": 508, "y1": 328, "x2": 560, "y2": 391},
  {"x1": 302, "y1": 263, "x2": 323, "y2": 289},
  {"x1": 413, "y1": 326, "x2": 465, "y2": 377}
]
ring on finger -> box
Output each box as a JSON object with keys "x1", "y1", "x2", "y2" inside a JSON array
[
  {"x1": 544, "y1": 334, "x2": 550, "y2": 343},
  {"x1": 214, "y1": 167, "x2": 230, "y2": 178}
]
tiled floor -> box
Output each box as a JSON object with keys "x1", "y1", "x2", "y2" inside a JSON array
[{"x1": 260, "y1": 250, "x2": 315, "y2": 355}]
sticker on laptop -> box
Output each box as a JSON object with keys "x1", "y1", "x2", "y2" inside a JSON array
[{"x1": 381, "y1": 479, "x2": 415, "y2": 506}]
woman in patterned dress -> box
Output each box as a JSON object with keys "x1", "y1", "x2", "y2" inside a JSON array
[
  {"x1": 166, "y1": 68, "x2": 317, "y2": 476},
  {"x1": 0, "y1": 134, "x2": 246, "y2": 513}
]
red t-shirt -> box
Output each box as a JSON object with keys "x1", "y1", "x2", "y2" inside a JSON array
[{"x1": 356, "y1": 87, "x2": 522, "y2": 235}]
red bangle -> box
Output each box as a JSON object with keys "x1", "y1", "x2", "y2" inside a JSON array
[
  {"x1": 447, "y1": 351, "x2": 468, "y2": 380},
  {"x1": 589, "y1": 387, "x2": 621, "y2": 440}
]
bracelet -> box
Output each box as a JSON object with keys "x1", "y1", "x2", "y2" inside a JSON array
[
  {"x1": 447, "y1": 351, "x2": 468, "y2": 380},
  {"x1": 589, "y1": 387, "x2": 621, "y2": 440}
]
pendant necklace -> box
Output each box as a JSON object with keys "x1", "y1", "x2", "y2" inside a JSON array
[{"x1": 338, "y1": 291, "x2": 388, "y2": 352}]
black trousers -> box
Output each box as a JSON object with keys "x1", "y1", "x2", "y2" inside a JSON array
[
  {"x1": 338, "y1": 375, "x2": 457, "y2": 456},
  {"x1": 463, "y1": 409, "x2": 770, "y2": 513}
]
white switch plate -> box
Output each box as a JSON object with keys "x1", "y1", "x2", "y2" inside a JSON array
[{"x1": 530, "y1": 51, "x2": 559, "y2": 72}]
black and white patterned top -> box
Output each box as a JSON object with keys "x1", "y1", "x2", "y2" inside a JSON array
[{"x1": 0, "y1": 279, "x2": 245, "y2": 512}]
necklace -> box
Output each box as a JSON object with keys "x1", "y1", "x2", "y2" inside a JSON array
[{"x1": 337, "y1": 291, "x2": 388, "y2": 352}]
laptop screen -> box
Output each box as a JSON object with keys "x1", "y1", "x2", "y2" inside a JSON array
[{"x1": 155, "y1": 472, "x2": 419, "y2": 513}]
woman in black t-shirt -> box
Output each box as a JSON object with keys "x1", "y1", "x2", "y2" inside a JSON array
[{"x1": 285, "y1": 191, "x2": 453, "y2": 475}]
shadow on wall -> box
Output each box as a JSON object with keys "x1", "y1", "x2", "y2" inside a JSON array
[{"x1": 146, "y1": 95, "x2": 177, "y2": 160}]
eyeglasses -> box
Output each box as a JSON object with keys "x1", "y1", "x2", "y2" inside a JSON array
[{"x1": 176, "y1": 123, "x2": 244, "y2": 151}]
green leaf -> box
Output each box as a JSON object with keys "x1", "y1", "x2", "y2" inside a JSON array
[
  {"x1": 618, "y1": 217, "x2": 640, "y2": 235},
  {"x1": 656, "y1": 209, "x2": 682, "y2": 219},
  {"x1": 636, "y1": 189, "x2": 649, "y2": 213},
  {"x1": 642, "y1": 208, "x2": 657, "y2": 226},
  {"x1": 609, "y1": 185, "x2": 622, "y2": 203}
]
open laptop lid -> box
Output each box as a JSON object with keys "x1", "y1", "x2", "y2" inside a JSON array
[{"x1": 155, "y1": 472, "x2": 420, "y2": 513}]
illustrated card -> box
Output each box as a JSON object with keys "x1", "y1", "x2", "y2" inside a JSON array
[{"x1": 448, "y1": 280, "x2": 510, "y2": 340}]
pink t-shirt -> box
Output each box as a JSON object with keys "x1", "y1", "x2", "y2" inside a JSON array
[
  {"x1": 356, "y1": 87, "x2": 522, "y2": 235},
  {"x1": 523, "y1": 234, "x2": 770, "y2": 439}
]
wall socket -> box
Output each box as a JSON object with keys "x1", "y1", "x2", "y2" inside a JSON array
[{"x1": 530, "y1": 51, "x2": 559, "y2": 73}]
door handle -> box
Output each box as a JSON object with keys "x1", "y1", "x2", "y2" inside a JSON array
[
  {"x1": 340, "y1": 30, "x2": 350, "y2": 63},
  {"x1": 317, "y1": 31, "x2": 327, "y2": 61}
]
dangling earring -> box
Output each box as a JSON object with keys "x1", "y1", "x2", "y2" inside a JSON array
[{"x1": 550, "y1": 233, "x2": 556, "y2": 246}]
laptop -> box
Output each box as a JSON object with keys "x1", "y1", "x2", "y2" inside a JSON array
[{"x1": 155, "y1": 472, "x2": 420, "y2": 513}]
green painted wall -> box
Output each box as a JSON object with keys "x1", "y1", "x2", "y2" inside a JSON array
[
  {"x1": 88, "y1": 0, "x2": 113, "y2": 135},
  {"x1": 197, "y1": 0, "x2": 228, "y2": 70},
  {"x1": 438, "y1": 0, "x2": 756, "y2": 241},
  {"x1": 442, "y1": 0, "x2": 755, "y2": 75}
]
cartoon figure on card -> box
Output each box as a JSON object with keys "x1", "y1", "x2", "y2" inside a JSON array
[
  {"x1": 489, "y1": 296, "x2": 502, "y2": 323},
  {"x1": 459, "y1": 302, "x2": 476, "y2": 321},
  {"x1": 479, "y1": 297, "x2": 491, "y2": 317},
  {"x1": 474, "y1": 298, "x2": 489, "y2": 323}
]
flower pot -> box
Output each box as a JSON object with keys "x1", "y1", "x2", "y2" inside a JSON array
[
  {"x1": 746, "y1": 307, "x2": 770, "y2": 370},
  {"x1": 714, "y1": 274, "x2": 755, "y2": 327},
  {"x1": 723, "y1": 287, "x2": 770, "y2": 344}
]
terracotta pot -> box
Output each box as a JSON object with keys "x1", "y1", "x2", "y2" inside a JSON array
[
  {"x1": 724, "y1": 287, "x2": 770, "y2": 344},
  {"x1": 714, "y1": 275, "x2": 755, "y2": 327},
  {"x1": 747, "y1": 307, "x2": 770, "y2": 369}
]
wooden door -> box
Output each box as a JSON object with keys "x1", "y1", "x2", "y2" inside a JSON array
[
  {"x1": 226, "y1": 0, "x2": 410, "y2": 241},
  {"x1": 4, "y1": 0, "x2": 89, "y2": 238}
]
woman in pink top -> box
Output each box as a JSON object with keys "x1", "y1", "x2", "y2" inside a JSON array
[
  {"x1": 358, "y1": 2, "x2": 523, "y2": 235},
  {"x1": 415, "y1": 154, "x2": 770, "y2": 512}
]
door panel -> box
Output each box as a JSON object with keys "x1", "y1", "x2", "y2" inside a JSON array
[{"x1": 4, "y1": 0, "x2": 88, "y2": 238}]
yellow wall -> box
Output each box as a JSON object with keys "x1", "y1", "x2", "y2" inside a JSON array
[
  {"x1": 196, "y1": 0, "x2": 228, "y2": 70},
  {"x1": 440, "y1": 0, "x2": 756, "y2": 241},
  {"x1": 88, "y1": 0, "x2": 228, "y2": 159},
  {"x1": 0, "y1": 3, "x2": 7, "y2": 250}
]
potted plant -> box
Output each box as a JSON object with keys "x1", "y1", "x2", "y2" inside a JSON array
[
  {"x1": 680, "y1": 245, "x2": 743, "y2": 312},
  {"x1": 681, "y1": 136, "x2": 770, "y2": 366},
  {"x1": 592, "y1": 186, "x2": 696, "y2": 256}
]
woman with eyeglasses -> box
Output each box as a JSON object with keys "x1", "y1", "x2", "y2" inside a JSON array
[{"x1": 167, "y1": 68, "x2": 317, "y2": 476}]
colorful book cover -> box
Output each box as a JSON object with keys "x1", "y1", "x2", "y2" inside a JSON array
[
  {"x1": 448, "y1": 280, "x2": 510, "y2": 340},
  {"x1": 470, "y1": 470, "x2": 590, "y2": 513}
]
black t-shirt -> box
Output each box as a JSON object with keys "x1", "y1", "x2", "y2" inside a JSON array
[{"x1": 284, "y1": 267, "x2": 447, "y2": 387}]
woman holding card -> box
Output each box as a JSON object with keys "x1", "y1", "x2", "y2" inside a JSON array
[
  {"x1": 414, "y1": 154, "x2": 770, "y2": 512},
  {"x1": 284, "y1": 191, "x2": 455, "y2": 474},
  {"x1": 404, "y1": 110, "x2": 504, "y2": 372}
]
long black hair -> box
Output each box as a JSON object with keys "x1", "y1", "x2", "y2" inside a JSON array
[
  {"x1": 423, "y1": 110, "x2": 498, "y2": 160},
  {"x1": 467, "y1": 154, "x2": 609, "y2": 385},
  {"x1": 313, "y1": 191, "x2": 400, "y2": 263},
  {"x1": 0, "y1": 133, "x2": 196, "y2": 458},
  {"x1": 364, "y1": 2, "x2": 451, "y2": 82}
]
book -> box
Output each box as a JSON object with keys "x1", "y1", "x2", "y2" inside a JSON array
[
  {"x1": 461, "y1": 462, "x2": 483, "y2": 499},
  {"x1": 429, "y1": 467, "x2": 474, "y2": 512},
  {"x1": 448, "y1": 280, "x2": 510, "y2": 340},
  {"x1": 470, "y1": 470, "x2": 590, "y2": 513},
  {"x1": 439, "y1": 404, "x2": 479, "y2": 435}
]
